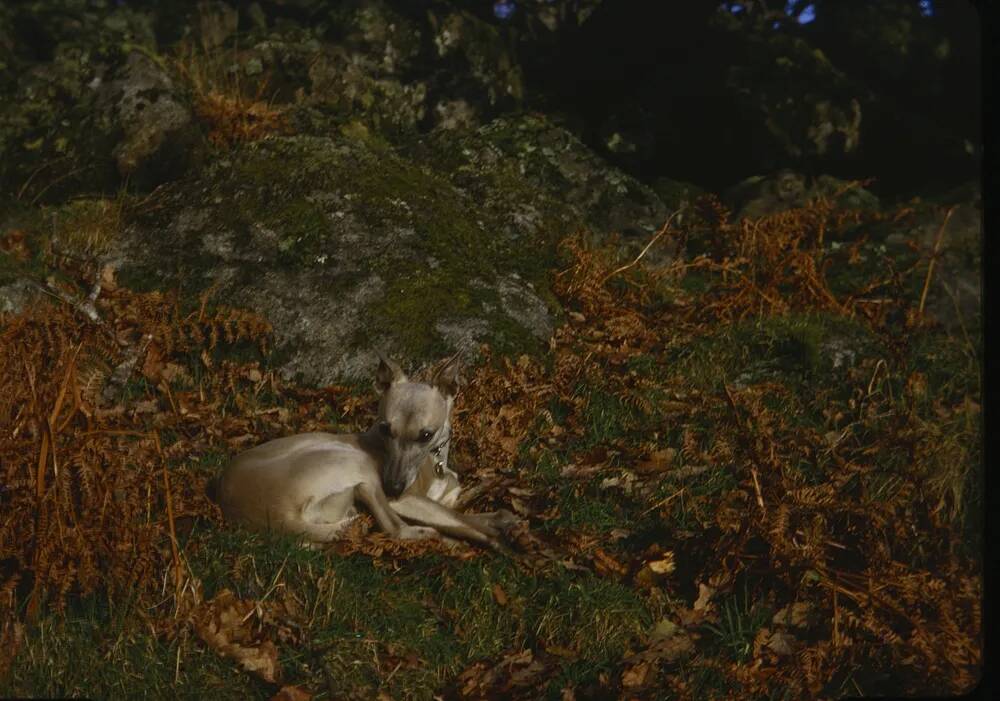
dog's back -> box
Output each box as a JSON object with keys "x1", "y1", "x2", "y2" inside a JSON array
[{"x1": 219, "y1": 432, "x2": 379, "y2": 535}]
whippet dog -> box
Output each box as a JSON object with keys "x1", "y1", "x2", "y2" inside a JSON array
[{"x1": 219, "y1": 355, "x2": 518, "y2": 547}]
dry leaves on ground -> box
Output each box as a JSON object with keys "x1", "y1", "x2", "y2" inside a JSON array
[{"x1": 191, "y1": 589, "x2": 282, "y2": 683}]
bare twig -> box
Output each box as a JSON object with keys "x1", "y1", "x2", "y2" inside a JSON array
[
  {"x1": 601, "y1": 208, "x2": 684, "y2": 284},
  {"x1": 722, "y1": 383, "x2": 767, "y2": 517},
  {"x1": 154, "y1": 432, "x2": 184, "y2": 600},
  {"x1": 638, "y1": 487, "x2": 686, "y2": 517},
  {"x1": 26, "y1": 276, "x2": 102, "y2": 323},
  {"x1": 940, "y1": 280, "x2": 980, "y2": 372},
  {"x1": 29, "y1": 164, "x2": 94, "y2": 206},
  {"x1": 918, "y1": 206, "x2": 956, "y2": 316}
]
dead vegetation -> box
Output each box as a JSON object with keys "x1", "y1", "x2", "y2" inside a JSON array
[
  {"x1": 0, "y1": 189, "x2": 981, "y2": 699},
  {"x1": 173, "y1": 42, "x2": 289, "y2": 148}
]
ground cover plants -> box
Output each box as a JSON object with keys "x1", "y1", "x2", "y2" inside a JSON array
[{"x1": 0, "y1": 186, "x2": 981, "y2": 699}]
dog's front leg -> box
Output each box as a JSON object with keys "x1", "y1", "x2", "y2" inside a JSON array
[
  {"x1": 389, "y1": 495, "x2": 516, "y2": 548},
  {"x1": 355, "y1": 482, "x2": 440, "y2": 540}
]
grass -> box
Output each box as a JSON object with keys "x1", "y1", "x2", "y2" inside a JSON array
[
  {"x1": 701, "y1": 588, "x2": 771, "y2": 662},
  {"x1": 4, "y1": 525, "x2": 650, "y2": 700},
  {"x1": 4, "y1": 596, "x2": 264, "y2": 700},
  {"x1": 1, "y1": 194, "x2": 982, "y2": 699},
  {"x1": 669, "y1": 313, "x2": 879, "y2": 393}
]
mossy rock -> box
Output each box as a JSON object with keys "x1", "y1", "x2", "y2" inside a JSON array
[
  {"x1": 406, "y1": 113, "x2": 668, "y2": 244},
  {"x1": 0, "y1": 2, "x2": 165, "y2": 201},
  {"x1": 114, "y1": 133, "x2": 578, "y2": 383}
]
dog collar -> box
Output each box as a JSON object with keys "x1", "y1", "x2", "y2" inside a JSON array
[{"x1": 431, "y1": 429, "x2": 451, "y2": 476}]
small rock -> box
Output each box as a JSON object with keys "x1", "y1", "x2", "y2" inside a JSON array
[{"x1": 106, "y1": 52, "x2": 198, "y2": 188}]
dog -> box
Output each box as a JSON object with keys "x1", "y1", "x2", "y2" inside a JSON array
[{"x1": 218, "y1": 354, "x2": 518, "y2": 547}]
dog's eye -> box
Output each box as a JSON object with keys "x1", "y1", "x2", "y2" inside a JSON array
[
  {"x1": 379, "y1": 422, "x2": 392, "y2": 437},
  {"x1": 418, "y1": 429, "x2": 434, "y2": 442}
]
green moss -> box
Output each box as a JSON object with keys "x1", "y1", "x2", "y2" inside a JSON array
[
  {"x1": 669, "y1": 313, "x2": 878, "y2": 392},
  {"x1": 219, "y1": 135, "x2": 562, "y2": 361},
  {"x1": 906, "y1": 330, "x2": 980, "y2": 404}
]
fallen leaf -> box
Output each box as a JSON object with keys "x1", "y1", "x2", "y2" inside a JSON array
[
  {"x1": 270, "y1": 686, "x2": 311, "y2": 701},
  {"x1": 509, "y1": 497, "x2": 532, "y2": 516},
  {"x1": 192, "y1": 589, "x2": 282, "y2": 683},
  {"x1": 592, "y1": 548, "x2": 627, "y2": 577},
  {"x1": 693, "y1": 582, "x2": 715, "y2": 611},
  {"x1": 141, "y1": 343, "x2": 166, "y2": 381},
  {"x1": 454, "y1": 647, "x2": 562, "y2": 698},
  {"x1": 636, "y1": 448, "x2": 677, "y2": 474},
  {"x1": 545, "y1": 645, "x2": 576, "y2": 658},
  {"x1": 649, "y1": 634, "x2": 694, "y2": 663},
  {"x1": 647, "y1": 551, "x2": 675, "y2": 575},
  {"x1": 772, "y1": 601, "x2": 811, "y2": 628},
  {"x1": 492, "y1": 584, "x2": 508, "y2": 606},
  {"x1": 766, "y1": 630, "x2": 796, "y2": 656},
  {"x1": 625, "y1": 629, "x2": 695, "y2": 668},
  {"x1": 621, "y1": 661, "x2": 653, "y2": 688},
  {"x1": 650, "y1": 618, "x2": 679, "y2": 640},
  {"x1": 609, "y1": 528, "x2": 631, "y2": 540}
]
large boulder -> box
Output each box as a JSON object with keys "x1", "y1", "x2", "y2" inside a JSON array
[{"x1": 111, "y1": 114, "x2": 667, "y2": 384}]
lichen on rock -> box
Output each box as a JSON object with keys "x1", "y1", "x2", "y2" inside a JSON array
[{"x1": 111, "y1": 129, "x2": 575, "y2": 383}]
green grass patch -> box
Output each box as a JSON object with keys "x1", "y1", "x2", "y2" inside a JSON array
[
  {"x1": 4, "y1": 522, "x2": 652, "y2": 699},
  {"x1": 1, "y1": 596, "x2": 265, "y2": 700},
  {"x1": 702, "y1": 587, "x2": 771, "y2": 662},
  {"x1": 63, "y1": 522, "x2": 647, "y2": 700},
  {"x1": 669, "y1": 313, "x2": 879, "y2": 393},
  {"x1": 549, "y1": 484, "x2": 623, "y2": 534}
]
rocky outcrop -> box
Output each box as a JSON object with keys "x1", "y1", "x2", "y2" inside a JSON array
[
  {"x1": 724, "y1": 171, "x2": 880, "y2": 219},
  {"x1": 112, "y1": 112, "x2": 665, "y2": 384}
]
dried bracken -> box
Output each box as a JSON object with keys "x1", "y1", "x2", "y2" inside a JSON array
[
  {"x1": 173, "y1": 43, "x2": 289, "y2": 148},
  {"x1": 0, "y1": 191, "x2": 980, "y2": 698},
  {"x1": 0, "y1": 276, "x2": 273, "y2": 622},
  {"x1": 449, "y1": 194, "x2": 980, "y2": 697}
]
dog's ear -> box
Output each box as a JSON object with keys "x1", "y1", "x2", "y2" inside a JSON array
[
  {"x1": 431, "y1": 355, "x2": 461, "y2": 398},
  {"x1": 375, "y1": 352, "x2": 406, "y2": 392}
]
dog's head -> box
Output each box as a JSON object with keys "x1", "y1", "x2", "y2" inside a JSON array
[{"x1": 374, "y1": 353, "x2": 460, "y2": 497}]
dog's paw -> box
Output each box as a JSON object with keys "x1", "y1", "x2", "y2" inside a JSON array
[
  {"x1": 398, "y1": 525, "x2": 441, "y2": 541},
  {"x1": 487, "y1": 509, "x2": 520, "y2": 533}
]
